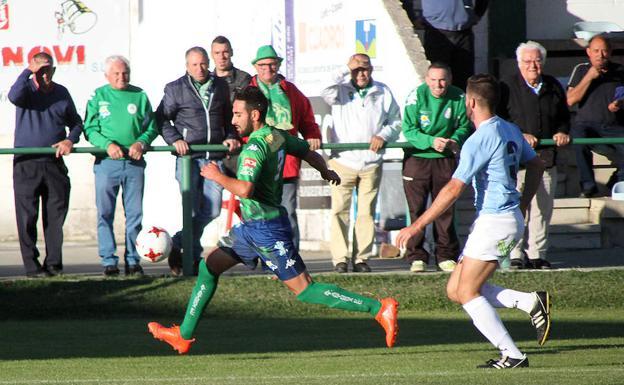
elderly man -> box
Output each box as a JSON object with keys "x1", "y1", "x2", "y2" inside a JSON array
[
  {"x1": 249, "y1": 45, "x2": 322, "y2": 249},
  {"x1": 156, "y1": 46, "x2": 239, "y2": 276},
  {"x1": 402, "y1": 62, "x2": 471, "y2": 273},
  {"x1": 84, "y1": 55, "x2": 159, "y2": 276},
  {"x1": 321, "y1": 53, "x2": 401, "y2": 273},
  {"x1": 499, "y1": 41, "x2": 570, "y2": 270},
  {"x1": 567, "y1": 35, "x2": 624, "y2": 197},
  {"x1": 8, "y1": 52, "x2": 83, "y2": 278}
]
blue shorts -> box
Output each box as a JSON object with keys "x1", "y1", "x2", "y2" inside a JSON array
[{"x1": 229, "y1": 215, "x2": 307, "y2": 281}]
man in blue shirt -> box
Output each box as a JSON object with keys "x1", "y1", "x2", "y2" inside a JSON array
[
  {"x1": 8, "y1": 52, "x2": 83, "y2": 278},
  {"x1": 397, "y1": 74, "x2": 551, "y2": 369}
]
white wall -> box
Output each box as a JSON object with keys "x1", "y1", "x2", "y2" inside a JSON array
[{"x1": 0, "y1": 0, "x2": 420, "y2": 248}]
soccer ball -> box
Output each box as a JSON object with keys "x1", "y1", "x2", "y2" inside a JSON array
[{"x1": 136, "y1": 226, "x2": 172, "y2": 263}]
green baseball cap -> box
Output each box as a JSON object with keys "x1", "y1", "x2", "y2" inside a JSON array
[{"x1": 251, "y1": 45, "x2": 283, "y2": 65}]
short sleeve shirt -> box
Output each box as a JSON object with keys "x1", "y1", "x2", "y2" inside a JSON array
[
  {"x1": 237, "y1": 125, "x2": 309, "y2": 221},
  {"x1": 453, "y1": 116, "x2": 536, "y2": 215},
  {"x1": 568, "y1": 62, "x2": 624, "y2": 125}
]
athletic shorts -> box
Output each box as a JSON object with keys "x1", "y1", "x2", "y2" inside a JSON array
[
  {"x1": 229, "y1": 215, "x2": 307, "y2": 281},
  {"x1": 461, "y1": 210, "x2": 524, "y2": 263}
]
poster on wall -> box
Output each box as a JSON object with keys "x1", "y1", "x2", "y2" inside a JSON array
[{"x1": 0, "y1": 0, "x2": 131, "y2": 136}]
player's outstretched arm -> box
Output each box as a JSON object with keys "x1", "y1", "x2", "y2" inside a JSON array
[
  {"x1": 302, "y1": 150, "x2": 341, "y2": 185},
  {"x1": 396, "y1": 178, "x2": 465, "y2": 249}
]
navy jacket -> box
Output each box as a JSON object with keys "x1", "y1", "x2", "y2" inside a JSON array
[
  {"x1": 9, "y1": 69, "x2": 83, "y2": 160},
  {"x1": 156, "y1": 73, "x2": 236, "y2": 159}
]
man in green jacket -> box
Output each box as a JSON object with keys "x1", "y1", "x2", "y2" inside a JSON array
[
  {"x1": 402, "y1": 62, "x2": 471, "y2": 273},
  {"x1": 84, "y1": 55, "x2": 159, "y2": 276}
]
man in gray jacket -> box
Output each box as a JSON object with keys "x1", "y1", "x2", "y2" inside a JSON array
[{"x1": 156, "y1": 46, "x2": 240, "y2": 276}]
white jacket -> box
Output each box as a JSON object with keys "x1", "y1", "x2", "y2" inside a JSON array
[{"x1": 321, "y1": 66, "x2": 402, "y2": 171}]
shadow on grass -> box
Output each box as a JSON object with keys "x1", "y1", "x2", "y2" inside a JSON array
[{"x1": 1, "y1": 317, "x2": 622, "y2": 361}]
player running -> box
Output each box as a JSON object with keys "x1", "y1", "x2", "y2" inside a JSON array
[
  {"x1": 148, "y1": 86, "x2": 398, "y2": 354},
  {"x1": 396, "y1": 74, "x2": 551, "y2": 369}
]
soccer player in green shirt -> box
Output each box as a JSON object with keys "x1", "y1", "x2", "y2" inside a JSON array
[{"x1": 148, "y1": 87, "x2": 398, "y2": 354}]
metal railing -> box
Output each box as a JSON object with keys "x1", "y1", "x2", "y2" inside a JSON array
[{"x1": 2, "y1": 136, "x2": 624, "y2": 275}]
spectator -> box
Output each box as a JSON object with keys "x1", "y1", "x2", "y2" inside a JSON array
[
  {"x1": 8, "y1": 52, "x2": 83, "y2": 278},
  {"x1": 210, "y1": 36, "x2": 251, "y2": 177},
  {"x1": 156, "y1": 46, "x2": 239, "y2": 276},
  {"x1": 321, "y1": 53, "x2": 401, "y2": 273},
  {"x1": 84, "y1": 55, "x2": 159, "y2": 276},
  {"x1": 211, "y1": 36, "x2": 252, "y2": 102},
  {"x1": 421, "y1": 0, "x2": 489, "y2": 90},
  {"x1": 402, "y1": 62, "x2": 471, "y2": 273},
  {"x1": 249, "y1": 45, "x2": 322, "y2": 249},
  {"x1": 499, "y1": 41, "x2": 570, "y2": 270},
  {"x1": 567, "y1": 35, "x2": 624, "y2": 197}
]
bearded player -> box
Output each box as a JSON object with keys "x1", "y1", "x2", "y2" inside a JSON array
[{"x1": 148, "y1": 86, "x2": 398, "y2": 354}]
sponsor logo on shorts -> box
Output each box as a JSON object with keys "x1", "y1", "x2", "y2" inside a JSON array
[
  {"x1": 285, "y1": 258, "x2": 296, "y2": 269},
  {"x1": 265, "y1": 261, "x2": 278, "y2": 271},
  {"x1": 274, "y1": 241, "x2": 288, "y2": 256}
]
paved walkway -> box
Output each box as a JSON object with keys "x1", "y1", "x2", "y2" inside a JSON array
[{"x1": 1, "y1": 241, "x2": 623, "y2": 279}]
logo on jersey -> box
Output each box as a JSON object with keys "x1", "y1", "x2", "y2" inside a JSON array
[
  {"x1": 98, "y1": 101, "x2": 110, "y2": 118},
  {"x1": 419, "y1": 113, "x2": 431, "y2": 127},
  {"x1": 243, "y1": 158, "x2": 257, "y2": 168},
  {"x1": 127, "y1": 103, "x2": 137, "y2": 115},
  {"x1": 246, "y1": 144, "x2": 259, "y2": 152},
  {"x1": 444, "y1": 107, "x2": 452, "y2": 119},
  {"x1": 265, "y1": 133, "x2": 285, "y2": 152}
]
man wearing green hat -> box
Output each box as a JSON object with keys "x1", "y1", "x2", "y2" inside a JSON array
[{"x1": 249, "y1": 45, "x2": 322, "y2": 250}]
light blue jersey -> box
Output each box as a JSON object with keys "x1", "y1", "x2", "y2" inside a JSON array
[{"x1": 453, "y1": 116, "x2": 536, "y2": 215}]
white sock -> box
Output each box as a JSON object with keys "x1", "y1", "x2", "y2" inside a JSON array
[
  {"x1": 463, "y1": 296, "x2": 524, "y2": 359},
  {"x1": 481, "y1": 283, "x2": 535, "y2": 314}
]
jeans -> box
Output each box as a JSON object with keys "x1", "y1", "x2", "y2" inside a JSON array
[
  {"x1": 571, "y1": 121, "x2": 624, "y2": 190},
  {"x1": 94, "y1": 158, "x2": 145, "y2": 267},
  {"x1": 173, "y1": 157, "x2": 224, "y2": 260}
]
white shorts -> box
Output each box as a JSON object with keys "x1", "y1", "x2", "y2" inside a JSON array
[{"x1": 461, "y1": 210, "x2": 524, "y2": 263}]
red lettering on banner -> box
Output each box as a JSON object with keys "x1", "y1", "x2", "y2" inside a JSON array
[
  {"x1": 0, "y1": 2, "x2": 9, "y2": 30},
  {"x1": 2, "y1": 45, "x2": 86, "y2": 66},
  {"x1": 298, "y1": 23, "x2": 344, "y2": 53}
]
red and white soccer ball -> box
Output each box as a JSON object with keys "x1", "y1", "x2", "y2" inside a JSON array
[{"x1": 136, "y1": 226, "x2": 172, "y2": 263}]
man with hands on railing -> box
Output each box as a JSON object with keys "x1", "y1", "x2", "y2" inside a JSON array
[
  {"x1": 8, "y1": 52, "x2": 83, "y2": 278},
  {"x1": 83, "y1": 55, "x2": 159, "y2": 277}
]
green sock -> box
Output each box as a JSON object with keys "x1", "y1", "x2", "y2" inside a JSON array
[
  {"x1": 296, "y1": 282, "x2": 381, "y2": 316},
  {"x1": 179, "y1": 261, "x2": 218, "y2": 339}
]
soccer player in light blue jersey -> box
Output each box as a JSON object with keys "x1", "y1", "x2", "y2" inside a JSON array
[{"x1": 397, "y1": 74, "x2": 552, "y2": 369}]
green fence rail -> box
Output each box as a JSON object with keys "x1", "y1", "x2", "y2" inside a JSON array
[{"x1": 2, "y1": 137, "x2": 624, "y2": 275}]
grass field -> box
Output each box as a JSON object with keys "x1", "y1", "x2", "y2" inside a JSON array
[{"x1": 1, "y1": 269, "x2": 623, "y2": 385}]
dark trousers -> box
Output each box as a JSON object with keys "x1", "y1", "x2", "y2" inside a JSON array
[
  {"x1": 13, "y1": 158, "x2": 70, "y2": 274},
  {"x1": 571, "y1": 121, "x2": 624, "y2": 190},
  {"x1": 424, "y1": 27, "x2": 474, "y2": 91},
  {"x1": 402, "y1": 156, "x2": 459, "y2": 263}
]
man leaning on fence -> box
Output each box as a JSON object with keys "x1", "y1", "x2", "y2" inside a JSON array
[
  {"x1": 84, "y1": 55, "x2": 159, "y2": 277},
  {"x1": 401, "y1": 62, "x2": 471, "y2": 273},
  {"x1": 499, "y1": 41, "x2": 570, "y2": 270},
  {"x1": 8, "y1": 52, "x2": 83, "y2": 278},
  {"x1": 321, "y1": 53, "x2": 401, "y2": 273},
  {"x1": 567, "y1": 35, "x2": 624, "y2": 197},
  {"x1": 156, "y1": 46, "x2": 239, "y2": 276}
]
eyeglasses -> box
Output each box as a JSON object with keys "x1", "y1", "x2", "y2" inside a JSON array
[
  {"x1": 520, "y1": 59, "x2": 542, "y2": 66},
  {"x1": 255, "y1": 62, "x2": 279, "y2": 69}
]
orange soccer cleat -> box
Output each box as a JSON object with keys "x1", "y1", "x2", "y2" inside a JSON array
[
  {"x1": 147, "y1": 322, "x2": 195, "y2": 354},
  {"x1": 375, "y1": 298, "x2": 399, "y2": 348}
]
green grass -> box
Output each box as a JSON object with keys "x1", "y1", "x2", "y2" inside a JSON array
[{"x1": 1, "y1": 270, "x2": 623, "y2": 384}]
